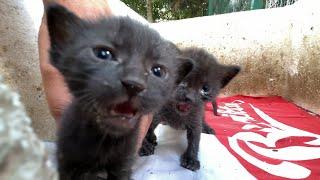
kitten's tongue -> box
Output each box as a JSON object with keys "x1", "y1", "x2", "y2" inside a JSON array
[
  {"x1": 176, "y1": 102, "x2": 191, "y2": 112},
  {"x1": 113, "y1": 101, "x2": 136, "y2": 117}
]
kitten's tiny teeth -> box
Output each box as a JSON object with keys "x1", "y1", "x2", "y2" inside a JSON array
[
  {"x1": 97, "y1": 118, "x2": 101, "y2": 123},
  {"x1": 110, "y1": 109, "x2": 117, "y2": 116},
  {"x1": 102, "y1": 81, "x2": 109, "y2": 86}
]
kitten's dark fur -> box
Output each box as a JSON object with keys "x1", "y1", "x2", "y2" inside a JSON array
[
  {"x1": 212, "y1": 99, "x2": 219, "y2": 116},
  {"x1": 46, "y1": 5, "x2": 193, "y2": 180},
  {"x1": 139, "y1": 47, "x2": 240, "y2": 171}
]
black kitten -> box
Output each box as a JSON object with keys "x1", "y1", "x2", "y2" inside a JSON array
[
  {"x1": 46, "y1": 4, "x2": 193, "y2": 180},
  {"x1": 139, "y1": 47, "x2": 240, "y2": 171}
]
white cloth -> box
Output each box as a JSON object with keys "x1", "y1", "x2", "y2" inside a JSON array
[
  {"x1": 132, "y1": 125, "x2": 255, "y2": 180},
  {"x1": 44, "y1": 125, "x2": 255, "y2": 180}
]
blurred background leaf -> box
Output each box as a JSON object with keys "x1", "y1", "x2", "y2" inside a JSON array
[{"x1": 121, "y1": 0, "x2": 298, "y2": 22}]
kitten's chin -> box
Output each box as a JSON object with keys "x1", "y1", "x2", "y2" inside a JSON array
[{"x1": 96, "y1": 114, "x2": 141, "y2": 136}]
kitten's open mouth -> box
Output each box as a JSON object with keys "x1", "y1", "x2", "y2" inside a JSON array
[
  {"x1": 111, "y1": 101, "x2": 137, "y2": 118},
  {"x1": 176, "y1": 102, "x2": 191, "y2": 113},
  {"x1": 108, "y1": 100, "x2": 139, "y2": 128}
]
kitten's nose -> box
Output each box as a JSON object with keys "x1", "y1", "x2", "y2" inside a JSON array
[
  {"x1": 185, "y1": 92, "x2": 195, "y2": 102},
  {"x1": 121, "y1": 78, "x2": 146, "y2": 96}
]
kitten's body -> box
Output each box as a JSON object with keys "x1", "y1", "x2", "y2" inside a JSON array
[
  {"x1": 139, "y1": 48, "x2": 240, "y2": 171},
  {"x1": 46, "y1": 5, "x2": 192, "y2": 180},
  {"x1": 57, "y1": 100, "x2": 139, "y2": 179}
]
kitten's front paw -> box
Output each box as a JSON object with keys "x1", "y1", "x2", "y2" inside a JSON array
[
  {"x1": 148, "y1": 134, "x2": 158, "y2": 146},
  {"x1": 213, "y1": 110, "x2": 219, "y2": 116},
  {"x1": 138, "y1": 140, "x2": 155, "y2": 156},
  {"x1": 202, "y1": 126, "x2": 215, "y2": 135},
  {"x1": 108, "y1": 170, "x2": 132, "y2": 180},
  {"x1": 180, "y1": 154, "x2": 200, "y2": 171},
  {"x1": 96, "y1": 171, "x2": 108, "y2": 179}
]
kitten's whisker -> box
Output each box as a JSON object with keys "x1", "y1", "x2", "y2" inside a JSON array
[
  {"x1": 54, "y1": 65, "x2": 111, "y2": 86},
  {"x1": 63, "y1": 75, "x2": 110, "y2": 87},
  {"x1": 77, "y1": 94, "x2": 91, "y2": 102},
  {"x1": 64, "y1": 77, "x2": 102, "y2": 85},
  {"x1": 55, "y1": 66, "x2": 105, "y2": 82},
  {"x1": 72, "y1": 90, "x2": 94, "y2": 99},
  {"x1": 55, "y1": 66, "x2": 97, "y2": 75},
  {"x1": 76, "y1": 92, "x2": 96, "y2": 110},
  {"x1": 95, "y1": 130, "x2": 108, "y2": 156},
  {"x1": 72, "y1": 89, "x2": 92, "y2": 95},
  {"x1": 64, "y1": 77, "x2": 88, "y2": 83},
  {"x1": 79, "y1": 95, "x2": 93, "y2": 108},
  {"x1": 81, "y1": 97, "x2": 97, "y2": 114}
]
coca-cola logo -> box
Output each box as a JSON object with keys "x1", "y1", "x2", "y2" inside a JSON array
[{"x1": 208, "y1": 98, "x2": 320, "y2": 179}]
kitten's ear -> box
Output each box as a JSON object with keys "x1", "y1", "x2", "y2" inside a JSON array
[
  {"x1": 46, "y1": 4, "x2": 84, "y2": 47},
  {"x1": 176, "y1": 57, "x2": 194, "y2": 84},
  {"x1": 221, "y1": 65, "x2": 241, "y2": 88}
]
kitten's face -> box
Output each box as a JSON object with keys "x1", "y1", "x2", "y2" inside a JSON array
[
  {"x1": 46, "y1": 5, "x2": 192, "y2": 135},
  {"x1": 173, "y1": 48, "x2": 240, "y2": 114}
]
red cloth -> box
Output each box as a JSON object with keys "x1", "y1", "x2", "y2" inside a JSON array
[{"x1": 205, "y1": 96, "x2": 320, "y2": 180}]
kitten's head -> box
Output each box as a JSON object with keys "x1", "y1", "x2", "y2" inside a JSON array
[
  {"x1": 173, "y1": 48, "x2": 240, "y2": 114},
  {"x1": 46, "y1": 4, "x2": 193, "y2": 135}
]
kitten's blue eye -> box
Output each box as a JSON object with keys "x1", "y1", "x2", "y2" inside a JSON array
[
  {"x1": 151, "y1": 65, "x2": 166, "y2": 78},
  {"x1": 93, "y1": 47, "x2": 115, "y2": 61},
  {"x1": 201, "y1": 84, "x2": 210, "y2": 94},
  {"x1": 200, "y1": 84, "x2": 212, "y2": 101}
]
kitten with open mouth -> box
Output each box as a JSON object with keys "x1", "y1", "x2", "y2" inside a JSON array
[
  {"x1": 139, "y1": 47, "x2": 241, "y2": 171},
  {"x1": 46, "y1": 4, "x2": 193, "y2": 180}
]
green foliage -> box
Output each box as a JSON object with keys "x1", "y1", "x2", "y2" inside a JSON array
[
  {"x1": 121, "y1": 0, "x2": 148, "y2": 18},
  {"x1": 121, "y1": 0, "x2": 298, "y2": 22},
  {"x1": 122, "y1": 0, "x2": 208, "y2": 22}
]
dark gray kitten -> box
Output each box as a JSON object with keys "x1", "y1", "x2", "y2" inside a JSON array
[
  {"x1": 139, "y1": 47, "x2": 240, "y2": 171},
  {"x1": 46, "y1": 4, "x2": 193, "y2": 180}
]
